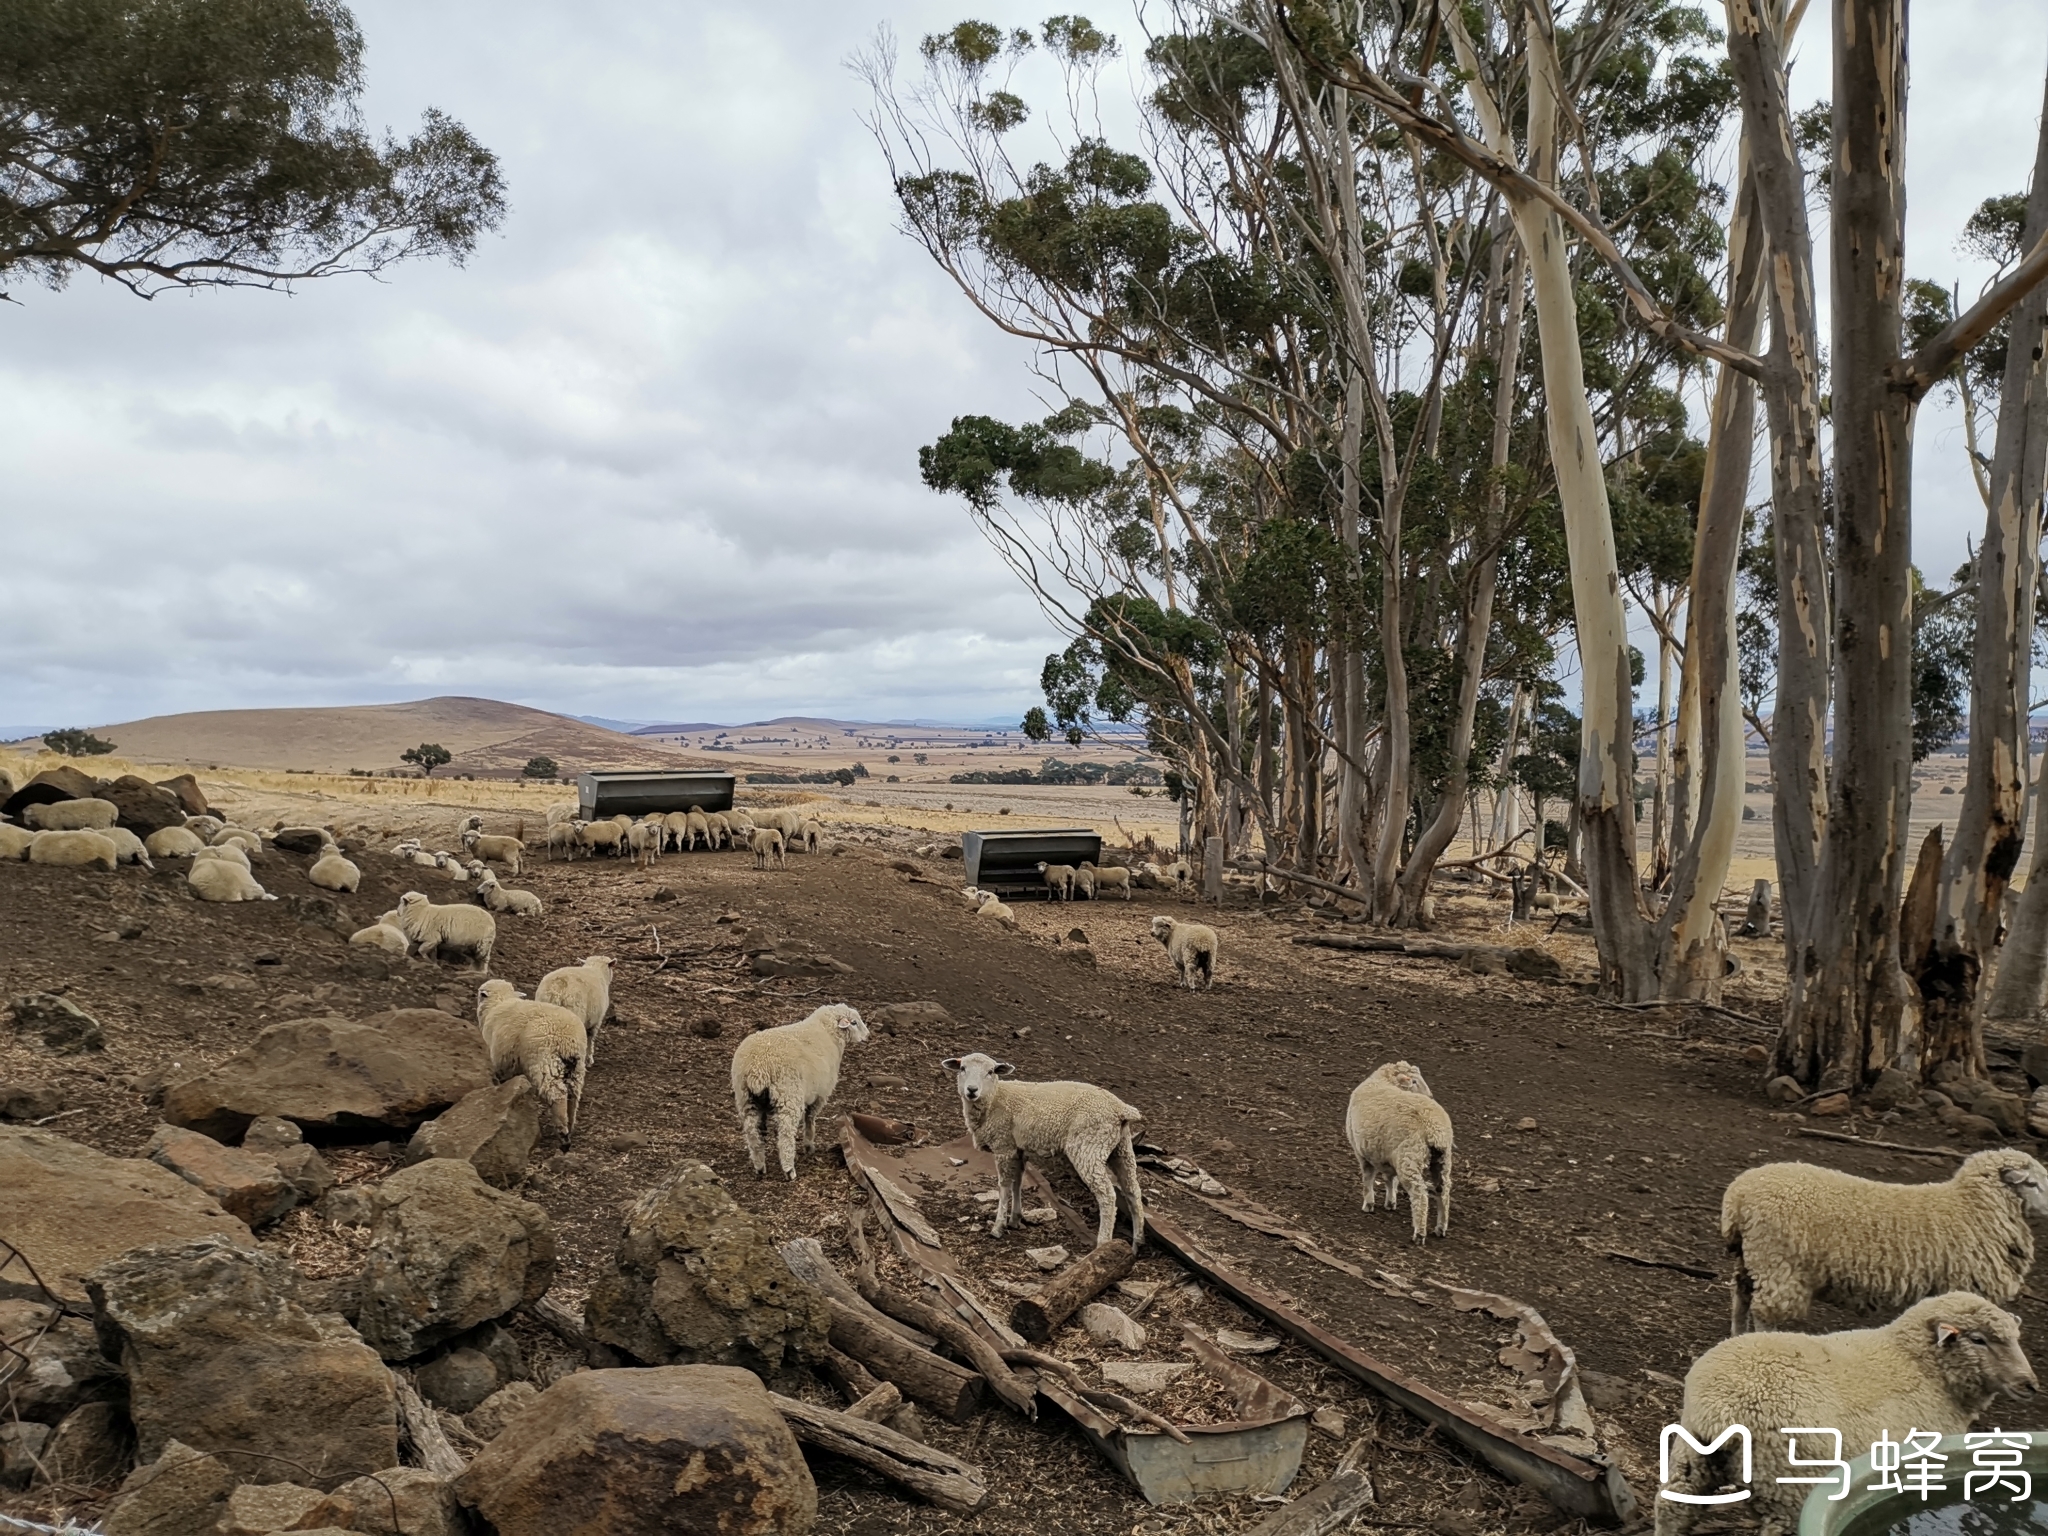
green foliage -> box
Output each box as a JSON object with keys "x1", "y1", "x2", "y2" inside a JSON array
[
  {"x1": 918, "y1": 412, "x2": 1115, "y2": 511},
  {"x1": 521, "y1": 756, "x2": 559, "y2": 780},
  {"x1": 42, "y1": 728, "x2": 115, "y2": 757},
  {"x1": 400, "y1": 743, "x2": 451, "y2": 775},
  {"x1": 1911, "y1": 568, "x2": 1973, "y2": 761},
  {"x1": 1021, "y1": 706, "x2": 1052, "y2": 742}
]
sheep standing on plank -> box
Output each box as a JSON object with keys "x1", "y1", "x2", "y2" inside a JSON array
[
  {"x1": 943, "y1": 1052, "x2": 1144, "y2": 1250},
  {"x1": 474, "y1": 979, "x2": 587, "y2": 1150},
  {"x1": 536, "y1": 956, "x2": 614, "y2": 1064},
  {"x1": 1345, "y1": 1060, "x2": 1454, "y2": 1243},
  {"x1": 1722, "y1": 1148, "x2": 2048, "y2": 1333},
  {"x1": 1653, "y1": 1292, "x2": 2039, "y2": 1536},
  {"x1": 394, "y1": 891, "x2": 496, "y2": 972},
  {"x1": 1150, "y1": 916, "x2": 1218, "y2": 990},
  {"x1": 730, "y1": 1004, "x2": 869, "y2": 1179}
]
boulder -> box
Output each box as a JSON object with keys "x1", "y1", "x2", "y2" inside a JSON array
[
  {"x1": 416, "y1": 1347, "x2": 500, "y2": 1414},
  {"x1": 8, "y1": 991, "x2": 106, "y2": 1054},
  {"x1": 0, "y1": 1126, "x2": 253, "y2": 1305},
  {"x1": 147, "y1": 1124, "x2": 300, "y2": 1228},
  {"x1": 453, "y1": 1366, "x2": 815, "y2": 1536},
  {"x1": 584, "y1": 1162, "x2": 828, "y2": 1369},
  {"x1": 86, "y1": 1237, "x2": 397, "y2": 1487},
  {"x1": 869, "y1": 1000, "x2": 954, "y2": 1033},
  {"x1": 38, "y1": 1400, "x2": 135, "y2": 1486},
  {"x1": 404, "y1": 1078, "x2": 542, "y2": 1189},
  {"x1": 160, "y1": 1011, "x2": 493, "y2": 1144},
  {"x1": 1964, "y1": 1086, "x2": 2031, "y2": 1138},
  {"x1": 0, "y1": 1422, "x2": 49, "y2": 1491},
  {"x1": 1866, "y1": 1066, "x2": 1920, "y2": 1111},
  {"x1": 465, "y1": 1382, "x2": 540, "y2": 1443},
  {"x1": 152, "y1": 775, "x2": 210, "y2": 817},
  {"x1": 0, "y1": 1079, "x2": 64, "y2": 1121},
  {"x1": 101, "y1": 1440, "x2": 237, "y2": 1536},
  {"x1": 0, "y1": 1297, "x2": 125, "y2": 1423},
  {"x1": 306, "y1": 1467, "x2": 462, "y2": 1536},
  {"x1": 0, "y1": 764, "x2": 99, "y2": 819},
  {"x1": 272, "y1": 827, "x2": 330, "y2": 856},
  {"x1": 1505, "y1": 947, "x2": 1565, "y2": 980},
  {"x1": 97, "y1": 775, "x2": 187, "y2": 837},
  {"x1": 276, "y1": 1143, "x2": 338, "y2": 1203},
  {"x1": 355, "y1": 1159, "x2": 555, "y2": 1362},
  {"x1": 218, "y1": 1480, "x2": 327, "y2": 1535},
  {"x1": 245, "y1": 1114, "x2": 305, "y2": 1152}
]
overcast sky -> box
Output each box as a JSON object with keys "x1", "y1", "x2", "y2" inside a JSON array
[{"x1": 1, "y1": 1, "x2": 2043, "y2": 735}]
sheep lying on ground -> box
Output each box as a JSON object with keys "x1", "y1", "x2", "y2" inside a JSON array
[
  {"x1": 145, "y1": 826, "x2": 206, "y2": 859},
  {"x1": 751, "y1": 827, "x2": 785, "y2": 869},
  {"x1": 394, "y1": 891, "x2": 496, "y2": 971},
  {"x1": 474, "y1": 979, "x2": 587, "y2": 1149},
  {"x1": 975, "y1": 891, "x2": 1015, "y2": 926},
  {"x1": 473, "y1": 867, "x2": 543, "y2": 918},
  {"x1": 1150, "y1": 916, "x2": 1217, "y2": 990},
  {"x1": 536, "y1": 955, "x2": 614, "y2": 1063},
  {"x1": 1036, "y1": 862, "x2": 1077, "y2": 901},
  {"x1": 944, "y1": 1052, "x2": 1144, "y2": 1249},
  {"x1": 30, "y1": 830, "x2": 120, "y2": 870},
  {"x1": 1080, "y1": 861, "x2": 1131, "y2": 900},
  {"x1": 349, "y1": 919, "x2": 410, "y2": 955},
  {"x1": 309, "y1": 843, "x2": 360, "y2": 893},
  {"x1": 95, "y1": 827, "x2": 152, "y2": 867},
  {"x1": 461, "y1": 829, "x2": 525, "y2": 873},
  {"x1": 188, "y1": 858, "x2": 273, "y2": 902},
  {"x1": 575, "y1": 820, "x2": 625, "y2": 859},
  {"x1": 1345, "y1": 1061, "x2": 1454, "y2": 1243},
  {"x1": 0, "y1": 825, "x2": 34, "y2": 861},
  {"x1": 24, "y1": 798, "x2": 118, "y2": 831},
  {"x1": 191, "y1": 843, "x2": 250, "y2": 870},
  {"x1": 185, "y1": 815, "x2": 224, "y2": 838},
  {"x1": 210, "y1": 827, "x2": 261, "y2": 853},
  {"x1": 1654, "y1": 1292, "x2": 2039, "y2": 1536},
  {"x1": 730, "y1": 1003, "x2": 869, "y2": 1178},
  {"x1": 1722, "y1": 1148, "x2": 2048, "y2": 1333}
]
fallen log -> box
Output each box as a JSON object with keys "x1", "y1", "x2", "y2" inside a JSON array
[
  {"x1": 392, "y1": 1370, "x2": 466, "y2": 1479},
  {"x1": 825, "y1": 1297, "x2": 984, "y2": 1422},
  {"x1": 769, "y1": 1392, "x2": 989, "y2": 1514},
  {"x1": 860, "y1": 1277, "x2": 1037, "y2": 1418},
  {"x1": 779, "y1": 1237, "x2": 935, "y2": 1349},
  {"x1": 816, "y1": 1344, "x2": 884, "y2": 1404},
  {"x1": 1791, "y1": 1126, "x2": 1965, "y2": 1160},
  {"x1": 850, "y1": 1112, "x2": 917, "y2": 1144},
  {"x1": 844, "y1": 1382, "x2": 902, "y2": 1422},
  {"x1": 1244, "y1": 1438, "x2": 1376, "y2": 1535},
  {"x1": 995, "y1": 1347, "x2": 1190, "y2": 1445},
  {"x1": 1009, "y1": 1240, "x2": 1134, "y2": 1343}
]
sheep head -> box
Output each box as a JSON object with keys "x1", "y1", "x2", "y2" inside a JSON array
[
  {"x1": 1970, "y1": 1150, "x2": 2048, "y2": 1219},
  {"x1": 1150, "y1": 916, "x2": 1175, "y2": 945},
  {"x1": 582, "y1": 955, "x2": 616, "y2": 977},
  {"x1": 475, "y1": 977, "x2": 518, "y2": 1020},
  {"x1": 807, "y1": 1003, "x2": 868, "y2": 1046},
  {"x1": 943, "y1": 1052, "x2": 1016, "y2": 1104},
  {"x1": 1909, "y1": 1293, "x2": 2039, "y2": 1409}
]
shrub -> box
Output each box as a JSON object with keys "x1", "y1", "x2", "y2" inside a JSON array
[{"x1": 43, "y1": 728, "x2": 116, "y2": 757}]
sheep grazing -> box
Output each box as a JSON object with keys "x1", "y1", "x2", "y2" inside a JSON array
[
  {"x1": 1080, "y1": 861, "x2": 1131, "y2": 900},
  {"x1": 662, "y1": 810, "x2": 692, "y2": 852},
  {"x1": 1345, "y1": 1061, "x2": 1454, "y2": 1244},
  {"x1": 24, "y1": 798, "x2": 118, "y2": 832},
  {"x1": 1150, "y1": 916, "x2": 1218, "y2": 990},
  {"x1": 751, "y1": 827, "x2": 785, "y2": 869},
  {"x1": 544, "y1": 822, "x2": 577, "y2": 861},
  {"x1": 1653, "y1": 1292, "x2": 2039, "y2": 1536},
  {"x1": 30, "y1": 830, "x2": 120, "y2": 871},
  {"x1": 535, "y1": 956, "x2": 614, "y2": 1063},
  {"x1": 1722, "y1": 1148, "x2": 2048, "y2": 1333},
  {"x1": 188, "y1": 858, "x2": 273, "y2": 902},
  {"x1": 1036, "y1": 862, "x2": 1077, "y2": 901},
  {"x1": 0, "y1": 825, "x2": 34, "y2": 861},
  {"x1": 394, "y1": 891, "x2": 497, "y2": 972},
  {"x1": 943, "y1": 1052, "x2": 1144, "y2": 1249},
  {"x1": 145, "y1": 826, "x2": 206, "y2": 860},
  {"x1": 797, "y1": 819, "x2": 823, "y2": 854},
  {"x1": 349, "y1": 921, "x2": 410, "y2": 955},
  {"x1": 474, "y1": 980, "x2": 588, "y2": 1150},
  {"x1": 685, "y1": 808, "x2": 711, "y2": 850},
  {"x1": 575, "y1": 820, "x2": 626, "y2": 859},
  {"x1": 95, "y1": 827, "x2": 153, "y2": 867},
  {"x1": 461, "y1": 829, "x2": 525, "y2": 874},
  {"x1": 308, "y1": 843, "x2": 361, "y2": 893},
  {"x1": 474, "y1": 869, "x2": 543, "y2": 918},
  {"x1": 730, "y1": 1003, "x2": 869, "y2": 1179},
  {"x1": 975, "y1": 891, "x2": 1016, "y2": 926}
]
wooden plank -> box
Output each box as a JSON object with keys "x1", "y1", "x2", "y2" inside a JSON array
[{"x1": 770, "y1": 1392, "x2": 989, "y2": 1514}]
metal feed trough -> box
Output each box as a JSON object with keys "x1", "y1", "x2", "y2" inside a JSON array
[
  {"x1": 576, "y1": 770, "x2": 735, "y2": 821},
  {"x1": 961, "y1": 828, "x2": 1102, "y2": 896}
]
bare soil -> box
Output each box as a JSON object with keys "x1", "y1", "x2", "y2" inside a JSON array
[{"x1": 4, "y1": 815, "x2": 2043, "y2": 1536}]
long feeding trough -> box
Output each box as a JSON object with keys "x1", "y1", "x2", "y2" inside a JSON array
[
  {"x1": 575, "y1": 770, "x2": 735, "y2": 820},
  {"x1": 961, "y1": 828, "x2": 1102, "y2": 896}
]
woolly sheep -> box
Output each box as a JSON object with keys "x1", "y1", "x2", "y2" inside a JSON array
[
  {"x1": 1722, "y1": 1148, "x2": 2048, "y2": 1333},
  {"x1": 684, "y1": 808, "x2": 710, "y2": 850},
  {"x1": 662, "y1": 810, "x2": 692, "y2": 851},
  {"x1": 1345, "y1": 1061, "x2": 1454, "y2": 1243},
  {"x1": 797, "y1": 819, "x2": 823, "y2": 854},
  {"x1": 95, "y1": 826, "x2": 153, "y2": 867},
  {"x1": 395, "y1": 891, "x2": 497, "y2": 971},
  {"x1": 461, "y1": 829, "x2": 525, "y2": 873},
  {"x1": 24, "y1": 798, "x2": 119, "y2": 832},
  {"x1": 1653, "y1": 1292, "x2": 2039, "y2": 1536},
  {"x1": 544, "y1": 822, "x2": 577, "y2": 861},
  {"x1": 1080, "y1": 861, "x2": 1131, "y2": 900},
  {"x1": 1035, "y1": 862, "x2": 1077, "y2": 901},
  {"x1": 1150, "y1": 916, "x2": 1218, "y2": 990},
  {"x1": 0, "y1": 825, "x2": 34, "y2": 861},
  {"x1": 308, "y1": 843, "x2": 361, "y2": 893},
  {"x1": 627, "y1": 822, "x2": 661, "y2": 867},
  {"x1": 474, "y1": 869, "x2": 543, "y2": 919},
  {"x1": 474, "y1": 979, "x2": 588, "y2": 1149},
  {"x1": 29, "y1": 830, "x2": 119, "y2": 871},
  {"x1": 145, "y1": 826, "x2": 206, "y2": 859},
  {"x1": 188, "y1": 857, "x2": 273, "y2": 902},
  {"x1": 943, "y1": 1052, "x2": 1144, "y2": 1249},
  {"x1": 544, "y1": 800, "x2": 578, "y2": 828},
  {"x1": 349, "y1": 921, "x2": 410, "y2": 955},
  {"x1": 185, "y1": 815, "x2": 224, "y2": 838},
  {"x1": 1072, "y1": 866, "x2": 1097, "y2": 901},
  {"x1": 434, "y1": 851, "x2": 472, "y2": 881},
  {"x1": 191, "y1": 842, "x2": 250, "y2": 870},
  {"x1": 575, "y1": 819, "x2": 625, "y2": 859},
  {"x1": 535, "y1": 954, "x2": 614, "y2": 1063},
  {"x1": 730, "y1": 1003, "x2": 869, "y2": 1178},
  {"x1": 975, "y1": 891, "x2": 1015, "y2": 926},
  {"x1": 751, "y1": 827, "x2": 785, "y2": 869},
  {"x1": 210, "y1": 826, "x2": 260, "y2": 851},
  {"x1": 705, "y1": 811, "x2": 733, "y2": 848}
]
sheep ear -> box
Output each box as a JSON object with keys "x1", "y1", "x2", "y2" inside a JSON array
[
  {"x1": 940, "y1": 1057, "x2": 963, "y2": 1071},
  {"x1": 2000, "y1": 1166, "x2": 2033, "y2": 1186},
  {"x1": 993, "y1": 1061, "x2": 1017, "y2": 1077},
  {"x1": 1936, "y1": 1322, "x2": 1963, "y2": 1348}
]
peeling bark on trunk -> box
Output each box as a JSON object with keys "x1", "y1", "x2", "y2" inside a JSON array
[{"x1": 1990, "y1": 757, "x2": 2048, "y2": 1019}]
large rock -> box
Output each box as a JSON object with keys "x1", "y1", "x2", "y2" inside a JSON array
[
  {"x1": 416, "y1": 1347, "x2": 499, "y2": 1414},
  {"x1": 453, "y1": 1366, "x2": 815, "y2": 1536},
  {"x1": 86, "y1": 1237, "x2": 397, "y2": 1488},
  {"x1": 0, "y1": 1126, "x2": 253, "y2": 1305},
  {"x1": 38, "y1": 1400, "x2": 135, "y2": 1486},
  {"x1": 97, "y1": 775, "x2": 187, "y2": 837},
  {"x1": 355, "y1": 1159, "x2": 555, "y2": 1362},
  {"x1": 584, "y1": 1162, "x2": 828, "y2": 1369},
  {"x1": 146, "y1": 1124, "x2": 300, "y2": 1228},
  {"x1": 217, "y1": 1480, "x2": 327, "y2": 1535},
  {"x1": 0, "y1": 1297, "x2": 125, "y2": 1423},
  {"x1": 160, "y1": 1011, "x2": 493, "y2": 1144},
  {"x1": 152, "y1": 774, "x2": 210, "y2": 817},
  {"x1": 271, "y1": 826, "x2": 331, "y2": 856},
  {"x1": 404, "y1": 1077, "x2": 542, "y2": 1188},
  {"x1": 102, "y1": 1441, "x2": 237, "y2": 1536},
  {"x1": 307, "y1": 1467, "x2": 462, "y2": 1535},
  {"x1": 0, "y1": 764, "x2": 99, "y2": 819},
  {"x1": 8, "y1": 992, "x2": 106, "y2": 1054}
]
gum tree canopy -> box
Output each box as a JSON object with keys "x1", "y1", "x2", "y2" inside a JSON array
[{"x1": 0, "y1": 0, "x2": 505, "y2": 296}]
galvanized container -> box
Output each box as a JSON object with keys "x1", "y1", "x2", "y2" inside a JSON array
[
  {"x1": 1797, "y1": 1429, "x2": 2048, "y2": 1535},
  {"x1": 962, "y1": 828, "x2": 1102, "y2": 895},
  {"x1": 575, "y1": 770, "x2": 735, "y2": 820}
]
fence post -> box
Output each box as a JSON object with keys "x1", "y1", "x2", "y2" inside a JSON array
[{"x1": 1204, "y1": 836, "x2": 1224, "y2": 904}]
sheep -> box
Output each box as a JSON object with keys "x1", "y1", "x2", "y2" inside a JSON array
[
  {"x1": 394, "y1": 891, "x2": 497, "y2": 972},
  {"x1": 433, "y1": 851, "x2": 473, "y2": 882},
  {"x1": 187, "y1": 858, "x2": 273, "y2": 902},
  {"x1": 1150, "y1": 916, "x2": 1218, "y2": 990},
  {"x1": 473, "y1": 869, "x2": 543, "y2": 919},
  {"x1": 705, "y1": 811, "x2": 733, "y2": 849},
  {"x1": 308, "y1": 843, "x2": 361, "y2": 893},
  {"x1": 537, "y1": 956, "x2": 615, "y2": 1064},
  {"x1": 544, "y1": 800, "x2": 578, "y2": 828},
  {"x1": 145, "y1": 826, "x2": 206, "y2": 859},
  {"x1": 1722, "y1": 1148, "x2": 2048, "y2": 1334},
  {"x1": 1071, "y1": 866, "x2": 1097, "y2": 901},
  {"x1": 683, "y1": 808, "x2": 710, "y2": 850},
  {"x1": 95, "y1": 826, "x2": 153, "y2": 867},
  {"x1": 725, "y1": 810, "x2": 757, "y2": 838},
  {"x1": 461, "y1": 829, "x2": 525, "y2": 873},
  {"x1": 729, "y1": 1003, "x2": 869, "y2": 1178},
  {"x1": 210, "y1": 826, "x2": 260, "y2": 851},
  {"x1": 975, "y1": 891, "x2": 1016, "y2": 926},
  {"x1": 185, "y1": 814, "x2": 224, "y2": 838},
  {"x1": 1080, "y1": 861, "x2": 1131, "y2": 900},
  {"x1": 627, "y1": 821, "x2": 662, "y2": 867},
  {"x1": 662, "y1": 810, "x2": 692, "y2": 851},
  {"x1": 1653, "y1": 1292, "x2": 2039, "y2": 1536},
  {"x1": 751, "y1": 827, "x2": 785, "y2": 869},
  {"x1": 23, "y1": 798, "x2": 119, "y2": 832},
  {"x1": 0, "y1": 824, "x2": 35, "y2": 861},
  {"x1": 1036, "y1": 862, "x2": 1077, "y2": 901},
  {"x1": 942, "y1": 1052, "x2": 1145, "y2": 1249},
  {"x1": 575, "y1": 819, "x2": 626, "y2": 859},
  {"x1": 349, "y1": 921, "x2": 410, "y2": 955},
  {"x1": 474, "y1": 979, "x2": 588, "y2": 1149},
  {"x1": 191, "y1": 842, "x2": 250, "y2": 870},
  {"x1": 1345, "y1": 1061, "x2": 1455, "y2": 1243},
  {"x1": 544, "y1": 822, "x2": 577, "y2": 861},
  {"x1": 29, "y1": 830, "x2": 119, "y2": 871}
]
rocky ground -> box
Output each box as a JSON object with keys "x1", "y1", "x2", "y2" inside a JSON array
[{"x1": 4, "y1": 779, "x2": 2047, "y2": 1536}]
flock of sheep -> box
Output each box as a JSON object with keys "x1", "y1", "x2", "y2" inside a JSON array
[{"x1": 539, "y1": 800, "x2": 822, "y2": 868}]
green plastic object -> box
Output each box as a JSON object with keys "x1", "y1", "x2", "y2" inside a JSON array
[{"x1": 1797, "y1": 1430, "x2": 2048, "y2": 1535}]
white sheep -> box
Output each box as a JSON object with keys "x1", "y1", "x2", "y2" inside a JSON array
[
  {"x1": 575, "y1": 820, "x2": 626, "y2": 859},
  {"x1": 682, "y1": 808, "x2": 709, "y2": 850},
  {"x1": 433, "y1": 851, "x2": 472, "y2": 882},
  {"x1": 144, "y1": 826, "x2": 206, "y2": 859},
  {"x1": 1722, "y1": 1148, "x2": 2048, "y2": 1333},
  {"x1": 662, "y1": 810, "x2": 692, "y2": 852},
  {"x1": 349, "y1": 921, "x2": 410, "y2": 955},
  {"x1": 24, "y1": 798, "x2": 118, "y2": 831},
  {"x1": 191, "y1": 842, "x2": 250, "y2": 870},
  {"x1": 461, "y1": 828, "x2": 525, "y2": 873},
  {"x1": 730, "y1": 1003, "x2": 869, "y2": 1178},
  {"x1": 943, "y1": 1052, "x2": 1144, "y2": 1249},
  {"x1": 1035, "y1": 862, "x2": 1077, "y2": 901},
  {"x1": 751, "y1": 827, "x2": 785, "y2": 869},
  {"x1": 474, "y1": 979, "x2": 588, "y2": 1149},
  {"x1": 544, "y1": 800, "x2": 578, "y2": 828},
  {"x1": 627, "y1": 821, "x2": 662, "y2": 867},
  {"x1": 705, "y1": 811, "x2": 733, "y2": 849},
  {"x1": 184, "y1": 814, "x2": 225, "y2": 838},
  {"x1": 473, "y1": 869, "x2": 543, "y2": 919},
  {"x1": 1072, "y1": 866, "x2": 1097, "y2": 901},
  {"x1": 1150, "y1": 916, "x2": 1218, "y2": 990},
  {"x1": 188, "y1": 858, "x2": 273, "y2": 902},
  {"x1": 797, "y1": 820, "x2": 823, "y2": 853},
  {"x1": 975, "y1": 891, "x2": 1015, "y2": 926},
  {"x1": 0, "y1": 824, "x2": 35, "y2": 861},
  {"x1": 394, "y1": 891, "x2": 497, "y2": 971},
  {"x1": 210, "y1": 827, "x2": 262, "y2": 855},
  {"x1": 1345, "y1": 1061, "x2": 1454, "y2": 1243},
  {"x1": 536, "y1": 955, "x2": 614, "y2": 1063},
  {"x1": 93, "y1": 826, "x2": 153, "y2": 867},
  {"x1": 1080, "y1": 861, "x2": 1131, "y2": 900},
  {"x1": 308, "y1": 843, "x2": 361, "y2": 893},
  {"x1": 29, "y1": 830, "x2": 119, "y2": 871},
  {"x1": 544, "y1": 822, "x2": 577, "y2": 861},
  {"x1": 1653, "y1": 1292, "x2": 2040, "y2": 1536}
]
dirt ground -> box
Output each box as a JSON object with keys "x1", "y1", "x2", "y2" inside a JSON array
[{"x1": 4, "y1": 795, "x2": 2045, "y2": 1536}]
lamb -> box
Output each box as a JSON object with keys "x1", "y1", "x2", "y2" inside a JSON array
[
  {"x1": 729, "y1": 1003, "x2": 870, "y2": 1178},
  {"x1": 0, "y1": 825, "x2": 35, "y2": 861},
  {"x1": 544, "y1": 822, "x2": 578, "y2": 861},
  {"x1": 188, "y1": 858, "x2": 273, "y2": 902},
  {"x1": 473, "y1": 869, "x2": 543, "y2": 918},
  {"x1": 349, "y1": 920, "x2": 410, "y2": 955},
  {"x1": 95, "y1": 826, "x2": 153, "y2": 867},
  {"x1": 536, "y1": 955, "x2": 615, "y2": 1064},
  {"x1": 145, "y1": 826, "x2": 206, "y2": 859},
  {"x1": 751, "y1": 827, "x2": 785, "y2": 869},
  {"x1": 1722, "y1": 1148, "x2": 2048, "y2": 1333},
  {"x1": 797, "y1": 819, "x2": 823, "y2": 854},
  {"x1": 308, "y1": 843, "x2": 361, "y2": 893},
  {"x1": 474, "y1": 979, "x2": 588, "y2": 1149},
  {"x1": 394, "y1": 891, "x2": 497, "y2": 972},
  {"x1": 1080, "y1": 861, "x2": 1131, "y2": 900},
  {"x1": 29, "y1": 830, "x2": 119, "y2": 871},
  {"x1": 24, "y1": 798, "x2": 119, "y2": 832},
  {"x1": 942, "y1": 1052, "x2": 1145, "y2": 1249},
  {"x1": 1344, "y1": 1061, "x2": 1455, "y2": 1243},
  {"x1": 461, "y1": 829, "x2": 525, "y2": 873},
  {"x1": 1653, "y1": 1292, "x2": 2039, "y2": 1536},
  {"x1": 575, "y1": 819, "x2": 626, "y2": 859},
  {"x1": 975, "y1": 891, "x2": 1016, "y2": 926},
  {"x1": 1036, "y1": 862, "x2": 1077, "y2": 901},
  {"x1": 627, "y1": 821, "x2": 662, "y2": 867},
  {"x1": 1150, "y1": 916, "x2": 1218, "y2": 990}
]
